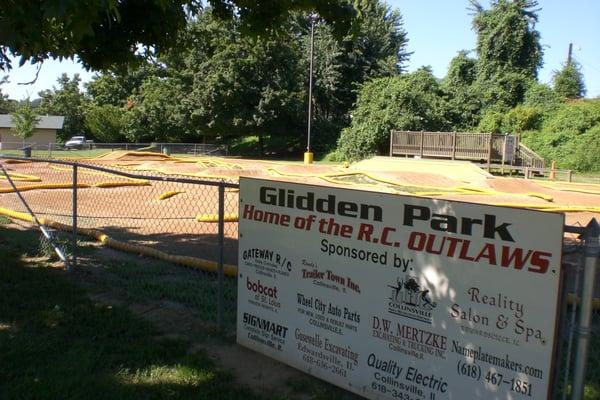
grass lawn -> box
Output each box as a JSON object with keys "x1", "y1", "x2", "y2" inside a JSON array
[
  {"x1": 0, "y1": 148, "x2": 110, "y2": 159},
  {"x1": 571, "y1": 172, "x2": 600, "y2": 184},
  {"x1": 0, "y1": 225, "x2": 265, "y2": 400},
  {"x1": 0, "y1": 221, "x2": 597, "y2": 399}
]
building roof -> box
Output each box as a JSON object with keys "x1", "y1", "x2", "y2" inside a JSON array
[{"x1": 0, "y1": 114, "x2": 64, "y2": 130}]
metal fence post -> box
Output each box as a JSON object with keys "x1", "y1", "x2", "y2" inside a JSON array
[
  {"x1": 571, "y1": 218, "x2": 599, "y2": 400},
  {"x1": 553, "y1": 262, "x2": 570, "y2": 400},
  {"x1": 217, "y1": 184, "x2": 225, "y2": 330},
  {"x1": 561, "y1": 250, "x2": 585, "y2": 400},
  {"x1": 71, "y1": 164, "x2": 78, "y2": 271}
]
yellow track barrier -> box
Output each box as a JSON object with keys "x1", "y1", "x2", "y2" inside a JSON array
[
  {"x1": 0, "y1": 171, "x2": 42, "y2": 182},
  {"x1": 0, "y1": 207, "x2": 237, "y2": 277},
  {"x1": 0, "y1": 180, "x2": 150, "y2": 194},
  {"x1": 49, "y1": 165, "x2": 126, "y2": 179},
  {"x1": 0, "y1": 183, "x2": 91, "y2": 193},
  {"x1": 489, "y1": 203, "x2": 600, "y2": 213},
  {"x1": 196, "y1": 213, "x2": 239, "y2": 223},
  {"x1": 94, "y1": 180, "x2": 150, "y2": 188},
  {"x1": 535, "y1": 181, "x2": 600, "y2": 196},
  {"x1": 157, "y1": 191, "x2": 185, "y2": 200},
  {"x1": 568, "y1": 293, "x2": 600, "y2": 310}
]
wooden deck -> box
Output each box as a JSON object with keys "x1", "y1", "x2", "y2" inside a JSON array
[{"x1": 389, "y1": 130, "x2": 545, "y2": 169}]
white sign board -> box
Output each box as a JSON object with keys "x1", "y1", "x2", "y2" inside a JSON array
[{"x1": 237, "y1": 178, "x2": 564, "y2": 400}]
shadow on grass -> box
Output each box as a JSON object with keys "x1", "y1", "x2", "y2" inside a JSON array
[{"x1": 0, "y1": 226, "x2": 263, "y2": 400}]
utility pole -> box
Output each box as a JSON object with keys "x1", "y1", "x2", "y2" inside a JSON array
[
  {"x1": 304, "y1": 13, "x2": 316, "y2": 165},
  {"x1": 567, "y1": 42, "x2": 573, "y2": 65}
]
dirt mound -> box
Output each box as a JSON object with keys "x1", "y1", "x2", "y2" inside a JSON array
[
  {"x1": 351, "y1": 156, "x2": 493, "y2": 187},
  {"x1": 96, "y1": 151, "x2": 174, "y2": 162}
]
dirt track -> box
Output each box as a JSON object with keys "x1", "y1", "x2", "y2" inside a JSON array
[{"x1": 1, "y1": 153, "x2": 599, "y2": 266}]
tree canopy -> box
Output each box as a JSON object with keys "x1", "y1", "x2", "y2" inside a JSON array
[
  {"x1": 0, "y1": 0, "x2": 354, "y2": 72},
  {"x1": 38, "y1": 74, "x2": 87, "y2": 140},
  {"x1": 10, "y1": 99, "x2": 40, "y2": 142},
  {"x1": 0, "y1": 75, "x2": 13, "y2": 112},
  {"x1": 335, "y1": 68, "x2": 450, "y2": 161},
  {"x1": 73, "y1": 1, "x2": 409, "y2": 152},
  {"x1": 470, "y1": 0, "x2": 543, "y2": 108},
  {"x1": 553, "y1": 60, "x2": 586, "y2": 99}
]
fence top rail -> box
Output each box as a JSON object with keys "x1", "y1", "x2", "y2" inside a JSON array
[
  {"x1": 0, "y1": 155, "x2": 239, "y2": 189},
  {"x1": 391, "y1": 130, "x2": 508, "y2": 136}
]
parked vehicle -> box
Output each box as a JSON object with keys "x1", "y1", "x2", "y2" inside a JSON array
[{"x1": 64, "y1": 136, "x2": 89, "y2": 149}]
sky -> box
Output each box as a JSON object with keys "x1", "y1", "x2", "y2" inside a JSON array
[{"x1": 1, "y1": 0, "x2": 599, "y2": 100}]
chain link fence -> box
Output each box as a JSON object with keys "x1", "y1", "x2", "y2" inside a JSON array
[
  {"x1": 554, "y1": 224, "x2": 600, "y2": 400},
  {"x1": 0, "y1": 154, "x2": 598, "y2": 398},
  {"x1": 0, "y1": 155, "x2": 239, "y2": 331},
  {"x1": 0, "y1": 142, "x2": 228, "y2": 159}
]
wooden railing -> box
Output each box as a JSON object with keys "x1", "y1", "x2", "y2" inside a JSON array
[
  {"x1": 390, "y1": 131, "x2": 506, "y2": 161},
  {"x1": 389, "y1": 130, "x2": 545, "y2": 169},
  {"x1": 516, "y1": 143, "x2": 545, "y2": 169}
]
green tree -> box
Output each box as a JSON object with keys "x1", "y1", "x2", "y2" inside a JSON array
[
  {"x1": 335, "y1": 68, "x2": 450, "y2": 161},
  {"x1": 0, "y1": 76, "x2": 13, "y2": 113},
  {"x1": 553, "y1": 60, "x2": 586, "y2": 99},
  {"x1": 477, "y1": 104, "x2": 541, "y2": 133},
  {"x1": 0, "y1": 0, "x2": 354, "y2": 72},
  {"x1": 10, "y1": 100, "x2": 40, "y2": 144},
  {"x1": 470, "y1": 0, "x2": 543, "y2": 108},
  {"x1": 167, "y1": 10, "x2": 306, "y2": 150},
  {"x1": 85, "y1": 104, "x2": 126, "y2": 143},
  {"x1": 442, "y1": 51, "x2": 482, "y2": 129},
  {"x1": 306, "y1": 1, "x2": 410, "y2": 150},
  {"x1": 85, "y1": 65, "x2": 162, "y2": 107},
  {"x1": 38, "y1": 74, "x2": 88, "y2": 141},
  {"x1": 523, "y1": 82, "x2": 562, "y2": 109},
  {"x1": 123, "y1": 76, "x2": 188, "y2": 142},
  {"x1": 521, "y1": 99, "x2": 600, "y2": 171},
  {"x1": 83, "y1": 2, "x2": 407, "y2": 150}
]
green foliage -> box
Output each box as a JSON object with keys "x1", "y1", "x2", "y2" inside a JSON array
[
  {"x1": 0, "y1": 75, "x2": 14, "y2": 113},
  {"x1": 477, "y1": 104, "x2": 541, "y2": 133},
  {"x1": 0, "y1": 0, "x2": 354, "y2": 72},
  {"x1": 80, "y1": 2, "x2": 408, "y2": 149},
  {"x1": 168, "y1": 11, "x2": 305, "y2": 145},
  {"x1": 523, "y1": 82, "x2": 562, "y2": 110},
  {"x1": 336, "y1": 68, "x2": 450, "y2": 161},
  {"x1": 476, "y1": 109, "x2": 505, "y2": 133},
  {"x1": 470, "y1": 0, "x2": 542, "y2": 79},
  {"x1": 85, "y1": 104, "x2": 126, "y2": 143},
  {"x1": 85, "y1": 65, "x2": 162, "y2": 107},
  {"x1": 573, "y1": 125, "x2": 600, "y2": 172},
  {"x1": 521, "y1": 99, "x2": 600, "y2": 171},
  {"x1": 442, "y1": 51, "x2": 482, "y2": 129},
  {"x1": 10, "y1": 99, "x2": 40, "y2": 142},
  {"x1": 123, "y1": 76, "x2": 188, "y2": 142},
  {"x1": 553, "y1": 60, "x2": 586, "y2": 99},
  {"x1": 38, "y1": 74, "x2": 88, "y2": 140},
  {"x1": 0, "y1": 0, "x2": 196, "y2": 71},
  {"x1": 470, "y1": 0, "x2": 543, "y2": 108}
]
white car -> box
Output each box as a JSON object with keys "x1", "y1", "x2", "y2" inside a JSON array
[{"x1": 64, "y1": 136, "x2": 87, "y2": 149}]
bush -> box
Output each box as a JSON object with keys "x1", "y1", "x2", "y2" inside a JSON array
[
  {"x1": 521, "y1": 99, "x2": 600, "y2": 171},
  {"x1": 335, "y1": 69, "x2": 450, "y2": 161}
]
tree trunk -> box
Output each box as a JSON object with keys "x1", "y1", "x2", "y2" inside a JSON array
[{"x1": 258, "y1": 133, "x2": 264, "y2": 156}]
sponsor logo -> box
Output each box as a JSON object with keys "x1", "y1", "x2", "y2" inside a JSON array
[
  {"x1": 242, "y1": 312, "x2": 288, "y2": 339},
  {"x1": 372, "y1": 316, "x2": 447, "y2": 360},
  {"x1": 387, "y1": 275, "x2": 436, "y2": 324},
  {"x1": 241, "y1": 248, "x2": 292, "y2": 278},
  {"x1": 246, "y1": 277, "x2": 278, "y2": 298},
  {"x1": 301, "y1": 261, "x2": 361, "y2": 294}
]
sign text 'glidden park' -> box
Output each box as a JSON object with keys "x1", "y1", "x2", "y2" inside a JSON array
[{"x1": 237, "y1": 178, "x2": 564, "y2": 400}]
